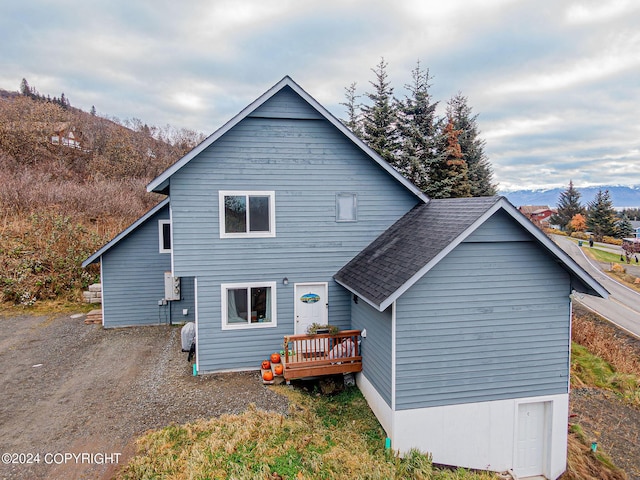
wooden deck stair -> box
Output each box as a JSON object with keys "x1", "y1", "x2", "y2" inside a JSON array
[{"x1": 282, "y1": 330, "x2": 362, "y2": 380}]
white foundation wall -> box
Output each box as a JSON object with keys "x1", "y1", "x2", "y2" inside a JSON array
[
  {"x1": 358, "y1": 372, "x2": 568, "y2": 479},
  {"x1": 393, "y1": 394, "x2": 568, "y2": 479},
  {"x1": 357, "y1": 371, "x2": 393, "y2": 435}
]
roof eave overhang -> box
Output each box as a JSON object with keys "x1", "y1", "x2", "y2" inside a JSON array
[
  {"x1": 357, "y1": 197, "x2": 608, "y2": 310},
  {"x1": 81, "y1": 198, "x2": 170, "y2": 267},
  {"x1": 333, "y1": 278, "x2": 385, "y2": 312}
]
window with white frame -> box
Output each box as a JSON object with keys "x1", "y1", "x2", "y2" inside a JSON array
[
  {"x1": 219, "y1": 191, "x2": 275, "y2": 238},
  {"x1": 336, "y1": 192, "x2": 357, "y2": 222},
  {"x1": 221, "y1": 282, "x2": 277, "y2": 329},
  {"x1": 158, "y1": 219, "x2": 171, "y2": 253}
]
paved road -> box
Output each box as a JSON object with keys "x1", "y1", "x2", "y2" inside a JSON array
[{"x1": 553, "y1": 235, "x2": 640, "y2": 338}]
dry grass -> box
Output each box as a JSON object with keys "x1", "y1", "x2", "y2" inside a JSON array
[
  {"x1": 571, "y1": 306, "x2": 640, "y2": 405},
  {"x1": 118, "y1": 387, "x2": 498, "y2": 480},
  {"x1": 563, "y1": 427, "x2": 628, "y2": 480},
  {"x1": 572, "y1": 305, "x2": 640, "y2": 378},
  {"x1": 0, "y1": 211, "x2": 111, "y2": 304}
]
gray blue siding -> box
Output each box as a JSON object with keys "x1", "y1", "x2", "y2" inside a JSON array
[
  {"x1": 169, "y1": 92, "x2": 418, "y2": 372},
  {"x1": 394, "y1": 212, "x2": 571, "y2": 409},
  {"x1": 351, "y1": 300, "x2": 392, "y2": 407},
  {"x1": 101, "y1": 206, "x2": 195, "y2": 328},
  {"x1": 466, "y1": 209, "x2": 531, "y2": 242}
]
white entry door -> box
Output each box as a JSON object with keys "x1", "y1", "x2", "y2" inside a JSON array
[
  {"x1": 515, "y1": 402, "x2": 548, "y2": 478},
  {"x1": 294, "y1": 283, "x2": 328, "y2": 335}
]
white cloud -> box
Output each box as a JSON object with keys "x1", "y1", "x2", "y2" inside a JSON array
[
  {"x1": 565, "y1": 0, "x2": 640, "y2": 24},
  {"x1": 492, "y1": 35, "x2": 640, "y2": 94},
  {"x1": 484, "y1": 115, "x2": 562, "y2": 140}
]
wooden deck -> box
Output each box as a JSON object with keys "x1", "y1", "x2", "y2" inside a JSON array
[{"x1": 282, "y1": 330, "x2": 362, "y2": 380}]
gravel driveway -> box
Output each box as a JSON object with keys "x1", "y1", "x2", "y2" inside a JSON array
[{"x1": 0, "y1": 312, "x2": 288, "y2": 480}]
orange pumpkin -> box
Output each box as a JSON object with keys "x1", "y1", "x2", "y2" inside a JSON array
[
  {"x1": 262, "y1": 370, "x2": 274, "y2": 381},
  {"x1": 274, "y1": 364, "x2": 284, "y2": 375},
  {"x1": 270, "y1": 352, "x2": 281, "y2": 364},
  {"x1": 261, "y1": 360, "x2": 271, "y2": 370}
]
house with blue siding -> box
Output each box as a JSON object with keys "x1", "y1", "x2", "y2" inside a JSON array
[
  {"x1": 83, "y1": 198, "x2": 195, "y2": 327},
  {"x1": 83, "y1": 76, "x2": 607, "y2": 479}
]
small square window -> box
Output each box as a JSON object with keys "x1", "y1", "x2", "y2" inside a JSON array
[
  {"x1": 220, "y1": 191, "x2": 275, "y2": 238},
  {"x1": 336, "y1": 193, "x2": 357, "y2": 222},
  {"x1": 159, "y1": 220, "x2": 171, "y2": 253}
]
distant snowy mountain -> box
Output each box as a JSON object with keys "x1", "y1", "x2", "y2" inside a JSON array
[{"x1": 501, "y1": 185, "x2": 640, "y2": 208}]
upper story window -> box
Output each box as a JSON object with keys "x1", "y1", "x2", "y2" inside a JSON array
[
  {"x1": 219, "y1": 191, "x2": 275, "y2": 238},
  {"x1": 158, "y1": 220, "x2": 171, "y2": 253},
  {"x1": 336, "y1": 193, "x2": 357, "y2": 222}
]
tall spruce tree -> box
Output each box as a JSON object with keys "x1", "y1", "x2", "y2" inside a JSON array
[
  {"x1": 587, "y1": 189, "x2": 617, "y2": 241},
  {"x1": 550, "y1": 180, "x2": 584, "y2": 230},
  {"x1": 446, "y1": 92, "x2": 496, "y2": 196},
  {"x1": 426, "y1": 119, "x2": 471, "y2": 198},
  {"x1": 361, "y1": 58, "x2": 398, "y2": 166},
  {"x1": 340, "y1": 82, "x2": 362, "y2": 138},
  {"x1": 393, "y1": 61, "x2": 438, "y2": 191}
]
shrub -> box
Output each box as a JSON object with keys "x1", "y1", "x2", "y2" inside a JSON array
[
  {"x1": 602, "y1": 236, "x2": 623, "y2": 246},
  {"x1": 0, "y1": 212, "x2": 107, "y2": 304},
  {"x1": 571, "y1": 231, "x2": 590, "y2": 240}
]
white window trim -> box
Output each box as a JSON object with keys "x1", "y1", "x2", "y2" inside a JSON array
[
  {"x1": 336, "y1": 192, "x2": 357, "y2": 222},
  {"x1": 219, "y1": 190, "x2": 276, "y2": 238},
  {"x1": 221, "y1": 281, "x2": 277, "y2": 330},
  {"x1": 158, "y1": 219, "x2": 171, "y2": 253}
]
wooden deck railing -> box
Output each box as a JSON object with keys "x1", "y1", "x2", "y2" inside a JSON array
[{"x1": 283, "y1": 330, "x2": 362, "y2": 380}]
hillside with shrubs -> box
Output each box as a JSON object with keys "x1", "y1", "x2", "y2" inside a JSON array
[{"x1": 0, "y1": 84, "x2": 204, "y2": 305}]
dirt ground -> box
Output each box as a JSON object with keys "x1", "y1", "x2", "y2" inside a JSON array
[
  {"x1": 0, "y1": 312, "x2": 288, "y2": 480},
  {"x1": 570, "y1": 388, "x2": 640, "y2": 479},
  {"x1": 568, "y1": 313, "x2": 640, "y2": 480},
  {"x1": 1, "y1": 311, "x2": 639, "y2": 480}
]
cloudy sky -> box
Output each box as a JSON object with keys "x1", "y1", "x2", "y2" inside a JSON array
[{"x1": 2, "y1": 0, "x2": 639, "y2": 190}]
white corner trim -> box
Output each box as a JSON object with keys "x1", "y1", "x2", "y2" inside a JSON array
[
  {"x1": 391, "y1": 301, "x2": 396, "y2": 411},
  {"x1": 194, "y1": 277, "x2": 199, "y2": 374}
]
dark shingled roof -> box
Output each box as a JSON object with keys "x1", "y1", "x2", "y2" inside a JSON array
[{"x1": 334, "y1": 196, "x2": 502, "y2": 309}]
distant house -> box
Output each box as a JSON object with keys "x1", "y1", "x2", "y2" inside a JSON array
[
  {"x1": 631, "y1": 221, "x2": 640, "y2": 238},
  {"x1": 83, "y1": 77, "x2": 607, "y2": 479},
  {"x1": 50, "y1": 122, "x2": 83, "y2": 149},
  {"x1": 518, "y1": 205, "x2": 556, "y2": 227}
]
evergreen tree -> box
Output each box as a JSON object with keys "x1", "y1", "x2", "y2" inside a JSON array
[
  {"x1": 587, "y1": 189, "x2": 617, "y2": 241},
  {"x1": 617, "y1": 214, "x2": 634, "y2": 238},
  {"x1": 621, "y1": 208, "x2": 640, "y2": 221},
  {"x1": 446, "y1": 92, "x2": 496, "y2": 196},
  {"x1": 426, "y1": 119, "x2": 471, "y2": 198},
  {"x1": 20, "y1": 78, "x2": 30, "y2": 96},
  {"x1": 550, "y1": 180, "x2": 584, "y2": 229},
  {"x1": 394, "y1": 60, "x2": 438, "y2": 191},
  {"x1": 361, "y1": 58, "x2": 398, "y2": 166},
  {"x1": 340, "y1": 82, "x2": 362, "y2": 138}
]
